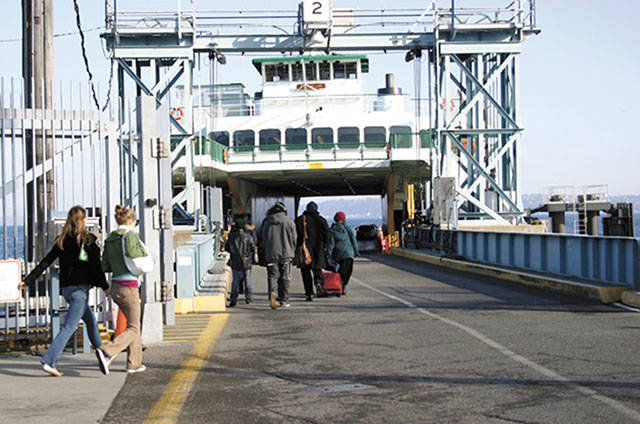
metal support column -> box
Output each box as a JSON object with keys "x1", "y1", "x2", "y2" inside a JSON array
[{"x1": 136, "y1": 95, "x2": 163, "y2": 344}]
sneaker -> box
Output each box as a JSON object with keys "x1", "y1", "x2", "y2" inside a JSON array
[
  {"x1": 42, "y1": 363, "x2": 63, "y2": 377},
  {"x1": 95, "y1": 348, "x2": 110, "y2": 375},
  {"x1": 107, "y1": 353, "x2": 118, "y2": 367},
  {"x1": 306, "y1": 295, "x2": 313, "y2": 302},
  {"x1": 245, "y1": 298, "x2": 252, "y2": 304},
  {"x1": 269, "y1": 293, "x2": 277, "y2": 309},
  {"x1": 126, "y1": 365, "x2": 147, "y2": 374},
  {"x1": 228, "y1": 300, "x2": 237, "y2": 308},
  {"x1": 281, "y1": 302, "x2": 290, "y2": 308}
]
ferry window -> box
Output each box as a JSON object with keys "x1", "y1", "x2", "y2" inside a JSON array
[
  {"x1": 233, "y1": 130, "x2": 254, "y2": 152},
  {"x1": 319, "y1": 62, "x2": 331, "y2": 80},
  {"x1": 390, "y1": 126, "x2": 412, "y2": 148},
  {"x1": 364, "y1": 126, "x2": 386, "y2": 148},
  {"x1": 259, "y1": 129, "x2": 281, "y2": 151},
  {"x1": 333, "y1": 61, "x2": 346, "y2": 79},
  {"x1": 286, "y1": 128, "x2": 307, "y2": 150},
  {"x1": 346, "y1": 62, "x2": 357, "y2": 79},
  {"x1": 305, "y1": 62, "x2": 317, "y2": 81},
  {"x1": 276, "y1": 64, "x2": 289, "y2": 82},
  {"x1": 265, "y1": 65, "x2": 277, "y2": 82},
  {"x1": 311, "y1": 127, "x2": 333, "y2": 149},
  {"x1": 419, "y1": 130, "x2": 434, "y2": 148},
  {"x1": 338, "y1": 127, "x2": 360, "y2": 149},
  {"x1": 292, "y1": 62, "x2": 303, "y2": 82},
  {"x1": 209, "y1": 131, "x2": 229, "y2": 147}
]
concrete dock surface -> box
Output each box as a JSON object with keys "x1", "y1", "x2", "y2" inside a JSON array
[{"x1": 2, "y1": 253, "x2": 640, "y2": 423}]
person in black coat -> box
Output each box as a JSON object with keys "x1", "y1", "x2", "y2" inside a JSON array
[
  {"x1": 19, "y1": 206, "x2": 109, "y2": 377},
  {"x1": 295, "y1": 201, "x2": 330, "y2": 301},
  {"x1": 225, "y1": 215, "x2": 256, "y2": 306}
]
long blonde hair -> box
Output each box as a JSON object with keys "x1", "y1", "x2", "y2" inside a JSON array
[{"x1": 56, "y1": 206, "x2": 90, "y2": 249}]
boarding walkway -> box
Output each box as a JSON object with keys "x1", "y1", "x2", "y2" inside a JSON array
[{"x1": 2, "y1": 254, "x2": 640, "y2": 423}]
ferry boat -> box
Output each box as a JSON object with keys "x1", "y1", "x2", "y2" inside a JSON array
[
  {"x1": 175, "y1": 53, "x2": 432, "y2": 233},
  {"x1": 187, "y1": 54, "x2": 428, "y2": 166}
]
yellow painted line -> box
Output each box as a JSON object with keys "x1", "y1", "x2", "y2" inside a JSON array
[
  {"x1": 144, "y1": 313, "x2": 229, "y2": 424},
  {"x1": 163, "y1": 336, "x2": 200, "y2": 340}
]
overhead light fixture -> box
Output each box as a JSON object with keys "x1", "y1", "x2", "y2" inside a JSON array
[
  {"x1": 405, "y1": 50, "x2": 415, "y2": 62},
  {"x1": 215, "y1": 50, "x2": 227, "y2": 65},
  {"x1": 405, "y1": 48, "x2": 422, "y2": 63}
]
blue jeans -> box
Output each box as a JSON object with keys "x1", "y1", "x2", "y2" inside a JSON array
[
  {"x1": 41, "y1": 285, "x2": 103, "y2": 367},
  {"x1": 231, "y1": 268, "x2": 252, "y2": 302}
]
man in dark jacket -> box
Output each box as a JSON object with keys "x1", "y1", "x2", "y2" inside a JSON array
[
  {"x1": 260, "y1": 201, "x2": 297, "y2": 309},
  {"x1": 225, "y1": 216, "x2": 255, "y2": 307},
  {"x1": 238, "y1": 212, "x2": 257, "y2": 295},
  {"x1": 295, "y1": 201, "x2": 330, "y2": 301}
]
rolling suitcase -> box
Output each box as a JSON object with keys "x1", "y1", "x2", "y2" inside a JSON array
[{"x1": 321, "y1": 271, "x2": 343, "y2": 296}]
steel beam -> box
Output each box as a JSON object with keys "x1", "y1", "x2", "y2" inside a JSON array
[
  {"x1": 116, "y1": 58, "x2": 188, "y2": 135},
  {"x1": 195, "y1": 33, "x2": 438, "y2": 52},
  {"x1": 444, "y1": 131, "x2": 520, "y2": 213},
  {"x1": 445, "y1": 54, "x2": 515, "y2": 131},
  {"x1": 449, "y1": 54, "x2": 518, "y2": 129}
]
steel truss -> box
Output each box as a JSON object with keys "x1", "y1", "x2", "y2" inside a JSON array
[
  {"x1": 435, "y1": 47, "x2": 524, "y2": 224},
  {"x1": 103, "y1": 1, "x2": 537, "y2": 222}
]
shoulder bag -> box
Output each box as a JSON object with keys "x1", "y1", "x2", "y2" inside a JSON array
[
  {"x1": 293, "y1": 216, "x2": 312, "y2": 267},
  {"x1": 121, "y1": 231, "x2": 154, "y2": 276}
]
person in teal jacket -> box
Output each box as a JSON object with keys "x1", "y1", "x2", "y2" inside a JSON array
[{"x1": 327, "y1": 211, "x2": 359, "y2": 295}]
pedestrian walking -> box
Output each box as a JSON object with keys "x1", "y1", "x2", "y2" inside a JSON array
[
  {"x1": 238, "y1": 212, "x2": 258, "y2": 294},
  {"x1": 327, "y1": 211, "x2": 359, "y2": 295},
  {"x1": 95, "y1": 205, "x2": 148, "y2": 375},
  {"x1": 260, "y1": 201, "x2": 297, "y2": 309},
  {"x1": 295, "y1": 201, "x2": 330, "y2": 301},
  {"x1": 225, "y1": 215, "x2": 255, "y2": 306},
  {"x1": 19, "y1": 206, "x2": 109, "y2": 377}
]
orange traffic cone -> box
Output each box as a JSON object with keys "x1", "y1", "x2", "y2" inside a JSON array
[{"x1": 114, "y1": 308, "x2": 127, "y2": 339}]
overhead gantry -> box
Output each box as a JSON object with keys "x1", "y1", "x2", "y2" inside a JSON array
[{"x1": 102, "y1": 0, "x2": 538, "y2": 230}]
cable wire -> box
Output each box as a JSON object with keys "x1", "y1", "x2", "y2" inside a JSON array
[{"x1": 72, "y1": 0, "x2": 112, "y2": 112}]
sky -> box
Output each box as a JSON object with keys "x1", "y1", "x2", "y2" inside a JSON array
[{"x1": 0, "y1": 0, "x2": 638, "y2": 196}]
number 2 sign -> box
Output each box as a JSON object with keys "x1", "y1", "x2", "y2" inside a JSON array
[{"x1": 303, "y1": 0, "x2": 331, "y2": 24}]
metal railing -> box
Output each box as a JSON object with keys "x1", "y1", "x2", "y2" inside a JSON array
[
  {"x1": 0, "y1": 77, "x2": 120, "y2": 348},
  {"x1": 105, "y1": 1, "x2": 537, "y2": 34},
  {"x1": 405, "y1": 226, "x2": 640, "y2": 290},
  {"x1": 175, "y1": 233, "x2": 216, "y2": 299},
  {"x1": 186, "y1": 132, "x2": 439, "y2": 165}
]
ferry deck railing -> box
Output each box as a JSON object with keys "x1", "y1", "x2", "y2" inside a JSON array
[{"x1": 187, "y1": 131, "x2": 435, "y2": 166}]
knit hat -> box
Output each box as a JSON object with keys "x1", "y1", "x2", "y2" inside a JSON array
[
  {"x1": 334, "y1": 211, "x2": 346, "y2": 222},
  {"x1": 306, "y1": 201, "x2": 318, "y2": 212},
  {"x1": 274, "y1": 201, "x2": 287, "y2": 213},
  {"x1": 234, "y1": 216, "x2": 246, "y2": 227}
]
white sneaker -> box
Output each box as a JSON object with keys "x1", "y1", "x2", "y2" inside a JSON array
[
  {"x1": 107, "y1": 353, "x2": 118, "y2": 367},
  {"x1": 126, "y1": 365, "x2": 147, "y2": 374},
  {"x1": 95, "y1": 348, "x2": 110, "y2": 375},
  {"x1": 42, "y1": 363, "x2": 63, "y2": 377}
]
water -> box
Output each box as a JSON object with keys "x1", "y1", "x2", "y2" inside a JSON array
[{"x1": 0, "y1": 225, "x2": 25, "y2": 259}]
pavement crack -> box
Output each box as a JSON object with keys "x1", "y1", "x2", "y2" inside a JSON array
[
  {"x1": 482, "y1": 414, "x2": 542, "y2": 424},
  {"x1": 263, "y1": 407, "x2": 320, "y2": 424}
]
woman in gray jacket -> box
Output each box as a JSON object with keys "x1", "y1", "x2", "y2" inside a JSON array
[{"x1": 327, "y1": 211, "x2": 359, "y2": 295}]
